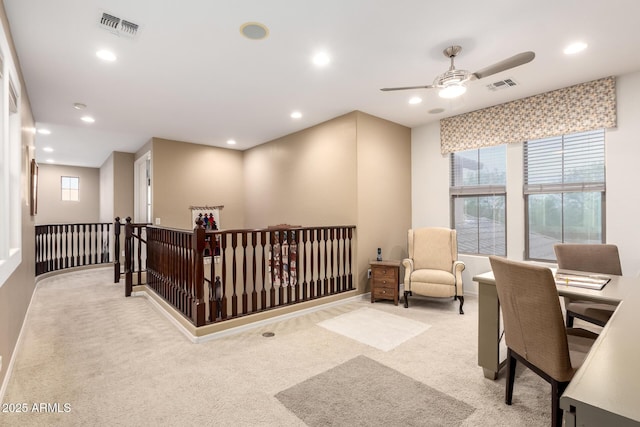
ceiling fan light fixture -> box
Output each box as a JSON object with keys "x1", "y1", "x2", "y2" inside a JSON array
[{"x1": 438, "y1": 83, "x2": 467, "y2": 99}]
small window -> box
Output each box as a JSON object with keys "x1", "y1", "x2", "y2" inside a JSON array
[
  {"x1": 450, "y1": 145, "x2": 507, "y2": 256},
  {"x1": 61, "y1": 176, "x2": 79, "y2": 201}
]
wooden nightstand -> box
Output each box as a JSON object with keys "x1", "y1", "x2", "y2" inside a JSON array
[{"x1": 370, "y1": 260, "x2": 401, "y2": 305}]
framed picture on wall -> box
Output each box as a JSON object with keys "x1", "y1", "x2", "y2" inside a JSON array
[{"x1": 30, "y1": 158, "x2": 38, "y2": 216}]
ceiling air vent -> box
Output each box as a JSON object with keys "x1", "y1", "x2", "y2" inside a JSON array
[
  {"x1": 486, "y1": 78, "x2": 518, "y2": 91},
  {"x1": 98, "y1": 11, "x2": 141, "y2": 39}
]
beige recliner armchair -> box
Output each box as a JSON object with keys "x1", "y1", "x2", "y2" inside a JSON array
[{"x1": 402, "y1": 227, "x2": 465, "y2": 314}]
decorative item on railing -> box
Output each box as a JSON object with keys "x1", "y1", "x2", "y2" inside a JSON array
[{"x1": 35, "y1": 223, "x2": 112, "y2": 276}]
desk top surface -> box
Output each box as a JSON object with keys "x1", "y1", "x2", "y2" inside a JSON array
[
  {"x1": 473, "y1": 268, "x2": 633, "y2": 303},
  {"x1": 474, "y1": 267, "x2": 640, "y2": 423}
]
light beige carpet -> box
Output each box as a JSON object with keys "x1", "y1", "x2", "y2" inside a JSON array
[{"x1": 1, "y1": 268, "x2": 554, "y2": 426}]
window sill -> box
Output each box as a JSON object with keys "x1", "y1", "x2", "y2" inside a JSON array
[{"x1": 0, "y1": 248, "x2": 22, "y2": 288}]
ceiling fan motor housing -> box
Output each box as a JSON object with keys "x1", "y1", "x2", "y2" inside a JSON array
[{"x1": 434, "y1": 69, "x2": 471, "y2": 88}]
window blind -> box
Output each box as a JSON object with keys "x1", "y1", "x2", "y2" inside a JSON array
[
  {"x1": 524, "y1": 129, "x2": 605, "y2": 194},
  {"x1": 450, "y1": 144, "x2": 506, "y2": 195}
]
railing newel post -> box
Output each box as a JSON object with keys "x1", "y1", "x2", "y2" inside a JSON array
[
  {"x1": 114, "y1": 217, "x2": 121, "y2": 283},
  {"x1": 192, "y1": 220, "x2": 206, "y2": 327}
]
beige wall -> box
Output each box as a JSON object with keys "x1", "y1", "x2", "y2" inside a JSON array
[
  {"x1": 243, "y1": 112, "x2": 358, "y2": 228},
  {"x1": 355, "y1": 112, "x2": 412, "y2": 291},
  {"x1": 243, "y1": 111, "x2": 411, "y2": 293},
  {"x1": 99, "y1": 153, "x2": 114, "y2": 223},
  {"x1": 151, "y1": 138, "x2": 245, "y2": 230},
  {"x1": 112, "y1": 151, "x2": 134, "y2": 221},
  {"x1": 35, "y1": 164, "x2": 100, "y2": 224},
  {"x1": 0, "y1": 0, "x2": 36, "y2": 390},
  {"x1": 99, "y1": 151, "x2": 134, "y2": 221}
]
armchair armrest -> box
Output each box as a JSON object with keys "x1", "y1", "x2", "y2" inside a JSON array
[
  {"x1": 453, "y1": 261, "x2": 465, "y2": 296},
  {"x1": 402, "y1": 258, "x2": 414, "y2": 290}
]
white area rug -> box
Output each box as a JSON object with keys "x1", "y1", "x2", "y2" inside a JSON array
[{"x1": 317, "y1": 307, "x2": 430, "y2": 351}]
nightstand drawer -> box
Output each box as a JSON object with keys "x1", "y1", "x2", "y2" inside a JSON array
[
  {"x1": 373, "y1": 287, "x2": 395, "y2": 299},
  {"x1": 371, "y1": 266, "x2": 397, "y2": 280},
  {"x1": 373, "y1": 277, "x2": 396, "y2": 289}
]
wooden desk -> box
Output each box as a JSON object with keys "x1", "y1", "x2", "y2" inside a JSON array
[{"x1": 474, "y1": 269, "x2": 640, "y2": 426}]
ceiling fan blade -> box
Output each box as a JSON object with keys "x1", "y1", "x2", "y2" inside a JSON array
[
  {"x1": 380, "y1": 84, "x2": 435, "y2": 92},
  {"x1": 472, "y1": 51, "x2": 535, "y2": 80}
]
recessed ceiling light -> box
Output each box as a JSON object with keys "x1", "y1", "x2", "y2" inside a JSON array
[
  {"x1": 73, "y1": 103, "x2": 87, "y2": 110},
  {"x1": 239, "y1": 22, "x2": 269, "y2": 40},
  {"x1": 81, "y1": 116, "x2": 95, "y2": 123},
  {"x1": 290, "y1": 111, "x2": 302, "y2": 119},
  {"x1": 43, "y1": 147, "x2": 54, "y2": 152},
  {"x1": 46, "y1": 159, "x2": 54, "y2": 163},
  {"x1": 96, "y1": 49, "x2": 117, "y2": 61},
  {"x1": 312, "y1": 52, "x2": 331, "y2": 67},
  {"x1": 37, "y1": 128, "x2": 51, "y2": 135},
  {"x1": 409, "y1": 97, "x2": 422, "y2": 105},
  {"x1": 227, "y1": 139, "x2": 236, "y2": 145},
  {"x1": 564, "y1": 42, "x2": 588, "y2": 55}
]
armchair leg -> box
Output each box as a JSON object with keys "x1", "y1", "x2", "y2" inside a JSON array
[
  {"x1": 403, "y1": 291, "x2": 411, "y2": 308},
  {"x1": 458, "y1": 295, "x2": 464, "y2": 314}
]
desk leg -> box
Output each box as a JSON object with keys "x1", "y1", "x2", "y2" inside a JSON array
[{"x1": 478, "y1": 281, "x2": 502, "y2": 380}]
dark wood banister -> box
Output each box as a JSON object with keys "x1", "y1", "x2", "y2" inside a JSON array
[{"x1": 121, "y1": 220, "x2": 356, "y2": 327}]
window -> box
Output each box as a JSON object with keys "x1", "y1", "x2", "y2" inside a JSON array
[
  {"x1": 0, "y1": 41, "x2": 23, "y2": 286},
  {"x1": 524, "y1": 129, "x2": 605, "y2": 261},
  {"x1": 61, "y1": 176, "x2": 79, "y2": 201},
  {"x1": 450, "y1": 145, "x2": 506, "y2": 255}
]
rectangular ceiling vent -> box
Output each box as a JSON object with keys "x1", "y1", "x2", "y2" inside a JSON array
[
  {"x1": 486, "y1": 78, "x2": 518, "y2": 91},
  {"x1": 98, "y1": 11, "x2": 140, "y2": 39}
]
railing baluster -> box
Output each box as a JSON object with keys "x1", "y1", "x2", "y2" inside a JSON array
[
  {"x1": 315, "y1": 229, "x2": 322, "y2": 297},
  {"x1": 260, "y1": 230, "x2": 267, "y2": 309},
  {"x1": 231, "y1": 232, "x2": 238, "y2": 317},
  {"x1": 292, "y1": 230, "x2": 299, "y2": 303},
  {"x1": 330, "y1": 228, "x2": 335, "y2": 294},
  {"x1": 281, "y1": 230, "x2": 288, "y2": 305},
  {"x1": 251, "y1": 231, "x2": 257, "y2": 313},
  {"x1": 270, "y1": 231, "x2": 277, "y2": 307},
  {"x1": 301, "y1": 229, "x2": 308, "y2": 301},
  {"x1": 220, "y1": 232, "x2": 228, "y2": 320},
  {"x1": 242, "y1": 232, "x2": 248, "y2": 314}
]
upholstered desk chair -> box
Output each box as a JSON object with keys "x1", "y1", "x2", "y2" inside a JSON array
[
  {"x1": 489, "y1": 256, "x2": 598, "y2": 427},
  {"x1": 554, "y1": 243, "x2": 622, "y2": 327},
  {"x1": 402, "y1": 227, "x2": 465, "y2": 314}
]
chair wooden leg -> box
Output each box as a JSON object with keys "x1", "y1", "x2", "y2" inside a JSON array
[
  {"x1": 551, "y1": 380, "x2": 569, "y2": 427},
  {"x1": 506, "y1": 348, "x2": 516, "y2": 405},
  {"x1": 403, "y1": 291, "x2": 411, "y2": 308},
  {"x1": 458, "y1": 295, "x2": 464, "y2": 314},
  {"x1": 565, "y1": 314, "x2": 574, "y2": 327}
]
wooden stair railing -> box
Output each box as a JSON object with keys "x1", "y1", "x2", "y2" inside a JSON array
[{"x1": 124, "y1": 220, "x2": 356, "y2": 328}]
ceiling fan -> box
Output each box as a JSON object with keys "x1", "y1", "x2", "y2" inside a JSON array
[{"x1": 380, "y1": 45, "x2": 535, "y2": 99}]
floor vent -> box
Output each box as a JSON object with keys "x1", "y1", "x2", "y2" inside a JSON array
[
  {"x1": 486, "y1": 78, "x2": 518, "y2": 91},
  {"x1": 98, "y1": 11, "x2": 140, "y2": 39}
]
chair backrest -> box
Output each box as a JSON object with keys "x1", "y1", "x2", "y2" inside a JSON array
[
  {"x1": 489, "y1": 256, "x2": 575, "y2": 382},
  {"x1": 408, "y1": 227, "x2": 456, "y2": 272},
  {"x1": 554, "y1": 244, "x2": 622, "y2": 276}
]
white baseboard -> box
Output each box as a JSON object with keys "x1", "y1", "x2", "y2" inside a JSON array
[{"x1": 133, "y1": 288, "x2": 369, "y2": 344}]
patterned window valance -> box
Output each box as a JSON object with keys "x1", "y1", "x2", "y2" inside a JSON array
[{"x1": 440, "y1": 76, "x2": 617, "y2": 154}]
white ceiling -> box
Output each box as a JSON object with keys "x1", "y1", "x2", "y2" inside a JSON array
[{"x1": 5, "y1": 0, "x2": 640, "y2": 168}]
